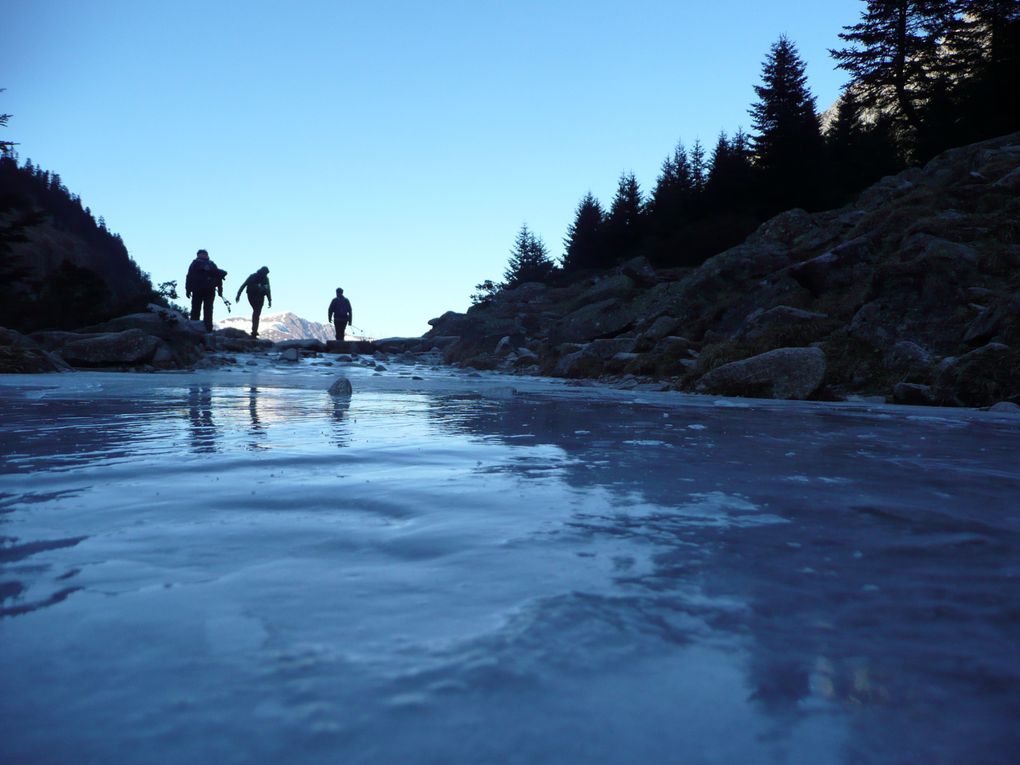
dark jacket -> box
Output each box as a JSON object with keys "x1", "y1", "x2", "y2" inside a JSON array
[
  {"x1": 328, "y1": 296, "x2": 352, "y2": 324},
  {"x1": 186, "y1": 258, "x2": 226, "y2": 295},
  {"x1": 236, "y1": 270, "x2": 271, "y2": 303}
]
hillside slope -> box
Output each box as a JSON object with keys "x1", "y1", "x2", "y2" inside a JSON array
[
  {"x1": 0, "y1": 157, "x2": 154, "y2": 332},
  {"x1": 423, "y1": 132, "x2": 1020, "y2": 407}
]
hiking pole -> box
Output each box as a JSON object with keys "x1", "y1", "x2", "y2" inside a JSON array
[{"x1": 220, "y1": 295, "x2": 233, "y2": 314}]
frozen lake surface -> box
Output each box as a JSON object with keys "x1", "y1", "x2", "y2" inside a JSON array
[{"x1": 2, "y1": 357, "x2": 1019, "y2": 764}]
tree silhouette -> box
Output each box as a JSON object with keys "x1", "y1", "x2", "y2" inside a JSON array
[
  {"x1": 648, "y1": 140, "x2": 695, "y2": 236},
  {"x1": 562, "y1": 191, "x2": 608, "y2": 272},
  {"x1": 705, "y1": 130, "x2": 754, "y2": 213},
  {"x1": 948, "y1": 0, "x2": 1020, "y2": 143},
  {"x1": 605, "y1": 172, "x2": 645, "y2": 263},
  {"x1": 689, "y1": 139, "x2": 707, "y2": 194},
  {"x1": 825, "y1": 86, "x2": 903, "y2": 197},
  {"x1": 750, "y1": 35, "x2": 826, "y2": 213},
  {"x1": 0, "y1": 149, "x2": 155, "y2": 331},
  {"x1": 831, "y1": 1, "x2": 955, "y2": 152},
  {"x1": 504, "y1": 224, "x2": 555, "y2": 286},
  {"x1": 0, "y1": 89, "x2": 15, "y2": 158}
]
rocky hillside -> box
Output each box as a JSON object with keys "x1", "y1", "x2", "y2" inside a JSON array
[
  {"x1": 218, "y1": 312, "x2": 337, "y2": 343},
  {"x1": 420, "y1": 133, "x2": 1020, "y2": 408},
  {"x1": 0, "y1": 157, "x2": 154, "y2": 331}
]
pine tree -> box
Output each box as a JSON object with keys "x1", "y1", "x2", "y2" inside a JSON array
[
  {"x1": 0, "y1": 88, "x2": 14, "y2": 158},
  {"x1": 605, "y1": 172, "x2": 644, "y2": 263},
  {"x1": 705, "y1": 130, "x2": 754, "y2": 212},
  {"x1": 830, "y1": 1, "x2": 956, "y2": 140},
  {"x1": 689, "y1": 139, "x2": 707, "y2": 193},
  {"x1": 749, "y1": 35, "x2": 826, "y2": 213},
  {"x1": 826, "y1": 86, "x2": 902, "y2": 196},
  {"x1": 562, "y1": 192, "x2": 607, "y2": 272},
  {"x1": 648, "y1": 140, "x2": 695, "y2": 234},
  {"x1": 949, "y1": 0, "x2": 1020, "y2": 140},
  {"x1": 504, "y1": 224, "x2": 555, "y2": 286}
]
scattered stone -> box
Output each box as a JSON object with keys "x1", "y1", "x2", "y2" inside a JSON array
[{"x1": 280, "y1": 348, "x2": 300, "y2": 362}]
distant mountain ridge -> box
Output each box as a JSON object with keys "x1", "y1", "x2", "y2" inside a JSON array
[{"x1": 219, "y1": 311, "x2": 367, "y2": 342}]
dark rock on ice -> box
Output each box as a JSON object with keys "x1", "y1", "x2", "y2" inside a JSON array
[
  {"x1": 328, "y1": 377, "x2": 353, "y2": 396},
  {"x1": 935, "y1": 342, "x2": 1020, "y2": 407},
  {"x1": 58, "y1": 329, "x2": 166, "y2": 367},
  {"x1": 893, "y1": 382, "x2": 935, "y2": 405},
  {"x1": 277, "y1": 338, "x2": 327, "y2": 352},
  {"x1": 0, "y1": 327, "x2": 72, "y2": 373},
  {"x1": 696, "y1": 347, "x2": 826, "y2": 400}
]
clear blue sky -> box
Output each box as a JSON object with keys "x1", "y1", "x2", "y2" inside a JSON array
[{"x1": 2, "y1": 0, "x2": 862, "y2": 338}]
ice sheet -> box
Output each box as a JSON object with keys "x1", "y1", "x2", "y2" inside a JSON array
[{"x1": 1, "y1": 357, "x2": 1019, "y2": 764}]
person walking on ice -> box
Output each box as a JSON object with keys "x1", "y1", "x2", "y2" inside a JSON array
[
  {"x1": 328, "y1": 287, "x2": 353, "y2": 341},
  {"x1": 235, "y1": 266, "x2": 272, "y2": 337},
  {"x1": 185, "y1": 249, "x2": 227, "y2": 332}
]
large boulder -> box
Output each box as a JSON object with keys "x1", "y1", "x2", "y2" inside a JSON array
[
  {"x1": 276, "y1": 338, "x2": 326, "y2": 352},
  {"x1": 964, "y1": 291, "x2": 1020, "y2": 346},
  {"x1": 553, "y1": 350, "x2": 604, "y2": 379},
  {"x1": 79, "y1": 307, "x2": 201, "y2": 342},
  {"x1": 588, "y1": 336, "x2": 639, "y2": 360},
  {"x1": 735, "y1": 305, "x2": 830, "y2": 344},
  {"x1": 935, "y1": 343, "x2": 1020, "y2": 407},
  {"x1": 569, "y1": 275, "x2": 636, "y2": 307},
  {"x1": 553, "y1": 298, "x2": 638, "y2": 344},
  {"x1": 427, "y1": 311, "x2": 473, "y2": 336},
  {"x1": 0, "y1": 328, "x2": 72, "y2": 373},
  {"x1": 620, "y1": 256, "x2": 660, "y2": 286},
  {"x1": 696, "y1": 347, "x2": 827, "y2": 400},
  {"x1": 374, "y1": 337, "x2": 426, "y2": 353},
  {"x1": 28, "y1": 330, "x2": 90, "y2": 352},
  {"x1": 786, "y1": 236, "x2": 874, "y2": 296},
  {"x1": 58, "y1": 329, "x2": 165, "y2": 367},
  {"x1": 639, "y1": 315, "x2": 682, "y2": 345},
  {"x1": 882, "y1": 340, "x2": 934, "y2": 381}
]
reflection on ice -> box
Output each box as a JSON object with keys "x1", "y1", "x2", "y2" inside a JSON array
[{"x1": 1, "y1": 362, "x2": 1018, "y2": 764}]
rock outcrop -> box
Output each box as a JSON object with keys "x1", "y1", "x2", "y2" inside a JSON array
[{"x1": 421, "y1": 132, "x2": 1020, "y2": 406}]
